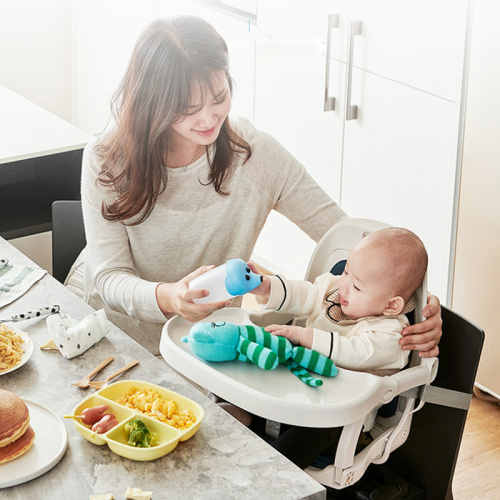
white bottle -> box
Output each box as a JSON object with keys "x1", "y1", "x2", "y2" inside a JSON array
[{"x1": 188, "y1": 258, "x2": 262, "y2": 304}]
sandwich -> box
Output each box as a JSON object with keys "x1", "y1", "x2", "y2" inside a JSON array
[{"x1": 0, "y1": 388, "x2": 35, "y2": 464}]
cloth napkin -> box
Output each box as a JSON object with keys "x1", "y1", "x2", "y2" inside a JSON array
[
  {"x1": 0, "y1": 258, "x2": 46, "y2": 308},
  {"x1": 46, "y1": 309, "x2": 110, "y2": 359}
]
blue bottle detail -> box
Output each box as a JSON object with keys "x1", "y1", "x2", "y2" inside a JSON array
[{"x1": 224, "y1": 259, "x2": 263, "y2": 296}]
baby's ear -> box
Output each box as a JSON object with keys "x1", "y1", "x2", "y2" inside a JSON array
[{"x1": 383, "y1": 296, "x2": 405, "y2": 316}]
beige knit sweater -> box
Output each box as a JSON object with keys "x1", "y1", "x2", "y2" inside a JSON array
[{"x1": 80, "y1": 116, "x2": 347, "y2": 354}]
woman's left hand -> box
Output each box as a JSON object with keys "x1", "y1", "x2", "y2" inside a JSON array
[{"x1": 400, "y1": 293, "x2": 442, "y2": 357}]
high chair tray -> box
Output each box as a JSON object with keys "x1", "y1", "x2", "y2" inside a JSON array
[{"x1": 160, "y1": 309, "x2": 395, "y2": 428}]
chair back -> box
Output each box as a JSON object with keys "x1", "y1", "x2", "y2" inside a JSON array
[
  {"x1": 51, "y1": 200, "x2": 85, "y2": 283},
  {"x1": 385, "y1": 306, "x2": 484, "y2": 500},
  {"x1": 303, "y1": 218, "x2": 389, "y2": 283}
]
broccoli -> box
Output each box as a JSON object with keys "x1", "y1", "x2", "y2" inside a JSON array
[
  {"x1": 147, "y1": 431, "x2": 160, "y2": 447},
  {"x1": 128, "y1": 428, "x2": 151, "y2": 448},
  {"x1": 124, "y1": 419, "x2": 159, "y2": 448},
  {"x1": 124, "y1": 419, "x2": 146, "y2": 435}
]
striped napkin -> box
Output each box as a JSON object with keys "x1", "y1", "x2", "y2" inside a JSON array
[{"x1": 0, "y1": 258, "x2": 46, "y2": 308}]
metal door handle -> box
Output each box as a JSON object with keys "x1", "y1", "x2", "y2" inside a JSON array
[
  {"x1": 324, "y1": 14, "x2": 339, "y2": 112},
  {"x1": 346, "y1": 20, "x2": 362, "y2": 120}
]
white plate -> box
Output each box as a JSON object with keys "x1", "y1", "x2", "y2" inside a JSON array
[
  {"x1": 0, "y1": 333, "x2": 33, "y2": 376},
  {"x1": 0, "y1": 399, "x2": 68, "y2": 488}
]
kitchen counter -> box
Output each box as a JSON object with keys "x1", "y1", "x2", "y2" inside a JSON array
[
  {"x1": 0, "y1": 85, "x2": 90, "y2": 239},
  {"x1": 0, "y1": 237, "x2": 325, "y2": 500}
]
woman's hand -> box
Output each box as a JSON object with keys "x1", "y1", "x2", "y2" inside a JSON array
[
  {"x1": 400, "y1": 293, "x2": 442, "y2": 357},
  {"x1": 156, "y1": 266, "x2": 230, "y2": 322}
]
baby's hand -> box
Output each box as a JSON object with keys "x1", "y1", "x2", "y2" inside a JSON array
[
  {"x1": 265, "y1": 324, "x2": 313, "y2": 349},
  {"x1": 247, "y1": 262, "x2": 271, "y2": 301}
]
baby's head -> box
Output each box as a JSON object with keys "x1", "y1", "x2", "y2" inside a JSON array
[{"x1": 338, "y1": 227, "x2": 428, "y2": 319}]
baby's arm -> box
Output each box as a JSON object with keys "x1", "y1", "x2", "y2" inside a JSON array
[
  {"x1": 312, "y1": 321, "x2": 409, "y2": 371},
  {"x1": 265, "y1": 324, "x2": 314, "y2": 350},
  {"x1": 248, "y1": 263, "x2": 331, "y2": 316}
]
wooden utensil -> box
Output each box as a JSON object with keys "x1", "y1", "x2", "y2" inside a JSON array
[
  {"x1": 72, "y1": 355, "x2": 114, "y2": 388},
  {"x1": 87, "y1": 360, "x2": 139, "y2": 390}
]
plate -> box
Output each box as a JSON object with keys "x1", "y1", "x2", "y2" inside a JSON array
[
  {"x1": 70, "y1": 380, "x2": 204, "y2": 461},
  {"x1": 0, "y1": 399, "x2": 68, "y2": 488},
  {"x1": 0, "y1": 332, "x2": 33, "y2": 376}
]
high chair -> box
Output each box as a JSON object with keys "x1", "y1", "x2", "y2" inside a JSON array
[{"x1": 160, "y1": 218, "x2": 484, "y2": 498}]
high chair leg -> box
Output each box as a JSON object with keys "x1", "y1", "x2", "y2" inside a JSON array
[{"x1": 334, "y1": 416, "x2": 365, "y2": 470}]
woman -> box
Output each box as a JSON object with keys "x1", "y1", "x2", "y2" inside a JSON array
[{"x1": 75, "y1": 15, "x2": 441, "y2": 356}]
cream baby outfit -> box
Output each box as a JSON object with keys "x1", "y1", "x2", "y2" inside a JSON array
[
  {"x1": 264, "y1": 273, "x2": 411, "y2": 375},
  {"x1": 76, "y1": 116, "x2": 347, "y2": 355}
]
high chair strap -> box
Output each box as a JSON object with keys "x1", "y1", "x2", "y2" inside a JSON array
[{"x1": 418, "y1": 385, "x2": 472, "y2": 411}]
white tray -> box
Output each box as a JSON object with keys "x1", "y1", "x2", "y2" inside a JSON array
[{"x1": 160, "y1": 309, "x2": 393, "y2": 427}]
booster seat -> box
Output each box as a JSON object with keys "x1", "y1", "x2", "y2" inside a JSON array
[{"x1": 159, "y1": 219, "x2": 465, "y2": 492}]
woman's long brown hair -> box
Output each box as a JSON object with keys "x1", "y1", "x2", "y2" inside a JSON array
[{"x1": 96, "y1": 16, "x2": 251, "y2": 224}]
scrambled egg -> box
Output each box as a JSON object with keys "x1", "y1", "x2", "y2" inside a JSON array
[{"x1": 117, "y1": 387, "x2": 195, "y2": 430}]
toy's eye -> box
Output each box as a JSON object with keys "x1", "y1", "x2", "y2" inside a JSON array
[
  {"x1": 246, "y1": 267, "x2": 250, "y2": 273},
  {"x1": 211, "y1": 322, "x2": 226, "y2": 327},
  {"x1": 245, "y1": 275, "x2": 250, "y2": 281}
]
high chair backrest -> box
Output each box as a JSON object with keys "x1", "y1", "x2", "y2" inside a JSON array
[{"x1": 303, "y1": 218, "x2": 389, "y2": 284}]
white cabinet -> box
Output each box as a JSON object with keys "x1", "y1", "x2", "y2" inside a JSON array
[
  {"x1": 252, "y1": 0, "x2": 468, "y2": 302},
  {"x1": 252, "y1": 1, "x2": 349, "y2": 278}
]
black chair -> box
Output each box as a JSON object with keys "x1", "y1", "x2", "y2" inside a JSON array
[
  {"x1": 51, "y1": 200, "x2": 86, "y2": 284},
  {"x1": 381, "y1": 306, "x2": 484, "y2": 500},
  {"x1": 327, "y1": 306, "x2": 484, "y2": 500}
]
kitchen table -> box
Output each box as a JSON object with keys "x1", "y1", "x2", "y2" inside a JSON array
[{"x1": 0, "y1": 237, "x2": 325, "y2": 500}]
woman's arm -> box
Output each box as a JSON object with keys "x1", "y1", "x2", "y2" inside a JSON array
[
  {"x1": 400, "y1": 293, "x2": 442, "y2": 357},
  {"x1": 235, "y1": 117, "x2": 348, "y2": 243},
  {"x1": 82, "y1": 138, "x2": 228, "y2": 324}
]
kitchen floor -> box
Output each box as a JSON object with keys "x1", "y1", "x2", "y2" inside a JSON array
[{"x1": 454, "y1": 393, "x2": 500, "y2": 499}]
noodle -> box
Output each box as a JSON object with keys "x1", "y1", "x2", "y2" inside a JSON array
[{"x1": 0, "y1": 323, "x2": 25, "y2": 373}]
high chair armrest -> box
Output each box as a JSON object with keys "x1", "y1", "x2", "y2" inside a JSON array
[
  {"x1": 388, "y1": 357, "x2": 439, "y2": 397},
  {"x1": 247, "y1": 309, "x2": 294, "y2": 327}
]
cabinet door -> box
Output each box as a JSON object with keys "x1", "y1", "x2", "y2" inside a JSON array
[
  {"x1": 349, "y1": 0, "x2": 468, "y2": 101},
  {"x1": 340, "y1": 68, "x2": 458, "y2": 300},
  {"x1": 252, "y1": 2, "x2": 348, "y2": 278}
]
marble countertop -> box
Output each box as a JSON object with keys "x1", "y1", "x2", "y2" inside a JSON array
[{"x1": 0, "y1": 238, "x2": 325, "y2": 500}]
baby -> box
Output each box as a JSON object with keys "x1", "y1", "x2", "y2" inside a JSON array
[
  {"x1": 251, "y1": 226, "x2": 428, "y2": 375},
  {"x1": 248, "y1": 226, "x2": 428, "y2": 468}
]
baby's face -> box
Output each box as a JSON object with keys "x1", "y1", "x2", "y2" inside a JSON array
[{"x1": 337, "y1": 240, "x2": 395, "y2": 320}]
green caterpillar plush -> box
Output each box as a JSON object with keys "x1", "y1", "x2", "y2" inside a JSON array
[{"x1": 182, "y1": 321, "x2": 338, "y2": 387}]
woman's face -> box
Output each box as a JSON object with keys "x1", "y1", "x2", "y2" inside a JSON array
[{"x1": 169, "y1": 71, "x2": 232, "y2": 151}]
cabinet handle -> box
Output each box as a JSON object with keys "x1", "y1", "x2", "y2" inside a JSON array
[
  {"x1": 324, "y1": 14, "x2": 339, "y2": 112},
  {"x1": 346, "y1": 20, "x2": 362, "y2": 121}
]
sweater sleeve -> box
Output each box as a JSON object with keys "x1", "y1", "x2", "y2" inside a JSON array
[
  {"x1": 311, "y1": 318, "x2": 410, "y2": 372},
  {"x1": 81, "y1": 136, "x2": 167, "y2": 323},
  {"x1": 233, "y1": 117, "x2": 348, "y2": 243},
  {"x1": 264, "y1": 273, "x2": 338, "y2": 317}
]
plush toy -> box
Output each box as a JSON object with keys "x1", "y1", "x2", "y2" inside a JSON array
[{"x1": 182, "y1": 321, "x2": 338, "y2": 387}]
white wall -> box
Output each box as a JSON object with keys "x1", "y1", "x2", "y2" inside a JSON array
[
  {"x1": 452, "y1": 0, "x2": 500, "y2": 398},
  {"x1": 73, "y1": 0, "x2": 256, "y2": 134},
  {"x1": 0, "y1": 0, "x2": 74, "y2": 122}
]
